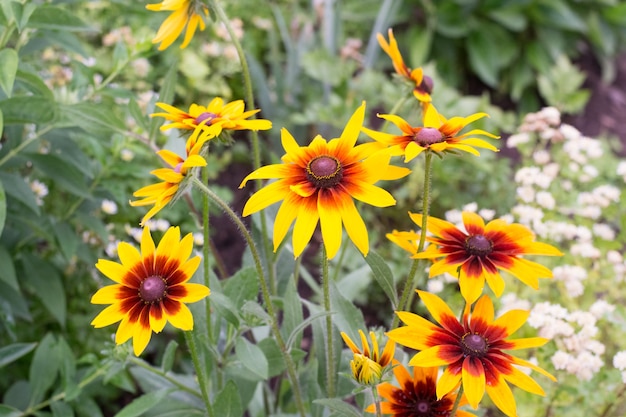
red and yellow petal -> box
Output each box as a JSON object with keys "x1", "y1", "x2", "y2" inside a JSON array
[
  {"x1": 485, "y1": 375, "x2": 517, "y2": 417},
  {"x1": 91, "y1": 303, "x2": 127, "y2": 328},
  {"x1": 462, "y1": 357, "x2": 486, "y2": 409},
  {"x1": 164, "y1": 299, "x2": 194, "y2": 330}
]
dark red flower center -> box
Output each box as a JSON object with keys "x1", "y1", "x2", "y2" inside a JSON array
[
  {"x1": 461, "y1": 332, "x2": 488, "y2": 356},
  {"x1": 195, "y1": 112, "x2": 217, "y2": 125},
  {"x1": 306, "y1": 155, "x2": 343, "y2": 188},
  {"x1": 139, "y1": 275, "x2": 167, "y2": 303},
  {"x1": 464, "y1": 234, "x2": 493, "y2": 257},
  {"x1": 413, "y1": 127, "x2": 444, "y2": 147},
  {"x1": 418, "y1": 75, "x2": 434, "y2": 94}
]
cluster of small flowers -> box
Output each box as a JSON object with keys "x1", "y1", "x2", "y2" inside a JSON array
[
  {"x1": 529, "y1": 301, "x2": 614, "y2": 381},
  {"x1": 444, "y1": 202, "x2": 496, "y2": 228},
  {"x1": 612, "y1": 351, "x2": 626, "y2": 383},
  {"x1": 606, "y1": 250, "x2": 626, "y2": 282},
  {"x1": 29, "y1": 179, "x2": 49, "y2": 206},
  {"x1": 552, "y1": 265, "x2": 587, "y2": 297}
]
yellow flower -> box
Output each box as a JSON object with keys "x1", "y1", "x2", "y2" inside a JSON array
[
  {"x1": 91, "y1": 226, "x2": 209, "y2": 355},
  {"x1": 130, "y1": 128, "x2": 208, "y2": 225},
  {"x1": 378, "y1": 28, "x2": 433, "y2": 103},
  {"x1": 239, "y1": 102, "x2": 410, "y2": 259},
  {"x1": 387, "y1": 292, "x2": 556, "y2": 417},
  {"x1": 341, "y1": 330, "x2": 395, "y2": 385},
  {"x1": 153, "y1": 97, "x2": 272, "y2": 135},
  {"x1": 147, "y1": 0, "x2": 208, "y2": 51},
  {"x1": 362, "y1": 103, "x2": 500, "y2": 162}
]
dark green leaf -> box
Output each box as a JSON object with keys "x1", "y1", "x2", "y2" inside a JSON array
[
  {"x1": 161, "y1": 340, "x2": 178, "y2": 373},
  {"x1": 213, "y1": 381, "x2": 243, "y2": 417},
  {"x1": 313, "y1": 398, "x2": 361, "y2": 417},
  {"x1": 51, "y1": 401, "x2": 74, "y2": 417},
  {"x1": 363, "y1": 250, "x2": 397, "y2": 307},
  {"x1": 0, "y1": 172, "x2": 40, "y2": 215},
  {"x1": 15, "y1": 70, "x2": 54, "y2": 98},
  {"x1": 28, "y1": 333, "x2": 59, "y2": 406},
  {"x1": 0, "y1": 49, "x2": 18, "y2": 98},
  {"x1": 56, "y1": 336, "x2": 79, "y2": 401},
  {"x1": 28, "y1": 5, "x2": 94, "y2": 32},
  {"x1": 235, "y1": 337, "x2": 269, "y2": 380},
  {"x1": 27, "y1": 153, "x2": 91, "y2": 198},
  {"x1": 53, "y1": 222, "x2": 79, "y2": 261},
  {"x1": 0, "y1": 404, "x2": 21, "y2": 417},
  {"x1": 0, "y1": 180, "x2": 5, "y2": 237},
  {"x1": 0, "y1": 281, "x2": 30, "y2": 321},
  {"x1": 21, "y1": 257, "x2": 66, "y2": 325},
  {"x1": 467, "y1": 28, "x2": 499, "y2": 87},
  {"x1": 535, "y1": 0, "x2": 586, "y2": 32},
  {"x1": 0, "y1": 342, "x2": 36, "y2": 369},
  {"x1": 488, "y1": 7, "x2": 527, "y2": 31},
  {"x1": 113, "y1": 389, "x2": 172, "y2": 417},
  {"x1": 0, "y1": 96, "x2": 57, "y2": 125}
]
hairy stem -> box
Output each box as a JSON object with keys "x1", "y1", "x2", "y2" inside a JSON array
[
  {"x1": 321, "y1": 246, "x2": 335, "y2": 397},
  {"x1": 184, "y1": 331, "x2": 214, "y2": 417}
]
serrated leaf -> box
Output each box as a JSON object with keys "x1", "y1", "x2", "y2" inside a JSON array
[
  {"x1": 28, "y1": 5, "x2": 94, "y2": 32},
  {"x1": 161, "y1": 340, "x2": 178, "y2": 373},
  {"x1": 113, "y1": 389, "x2": 171, "y2": 417},
  {"x1": 235, "y1": 337, "x2": 268, "y2": 380},
  {"x1": 363, "y1": 251, "x2": 397, "y2": 307},
  {"x1": 313, "y1": 398, "x2": 361, "y2": 417},
  {"x1": 28, "y1": 333, "x2": 59, "y2": 406},
  {"x1": 0, "y1": 180, "x2": 5, "y2": 237},
  {"x1": 0, "y1": 342, "x2": 36, "y2": 369},
  {"x1": 21, "y1": 257, "x2": 66, "y2": 325},
  {"x1": 0, "y1": 96, "x2": 57, "y2": 125},
  {"x1": 0, "y1": 49, "x2": 18, "y2": 98},
  {"x1": 213, "y1": 381, "x2": 243, "y2": 417}
]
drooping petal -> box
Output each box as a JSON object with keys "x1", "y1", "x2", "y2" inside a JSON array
[{"x1": 485, "y1": 375, "x2": 518, "y2": 417}]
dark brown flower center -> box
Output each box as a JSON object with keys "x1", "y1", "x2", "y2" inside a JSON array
[
  {"x1": 139, "y1": 275, "x2": 167, "y2": 303},
  {"x1": 195, "y1": 112, "x2": 217, "y2": 125},
  {"x1": 464, "y1": 234, "x2": 493, "y2": 256},
  {"x1": 306, "y1": 155, "x2": 343, "y2": 188},
  {"x1": 413, "y1": 127, "x2": 444, "y2": 147},
  {"x1": 418, "y1": 75, "x2": 434, "y2": 94},
  {"x1": 461, "y1": 332, "x2": 488, "y2": 356}
]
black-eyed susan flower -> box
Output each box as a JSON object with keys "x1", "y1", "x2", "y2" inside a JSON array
[
  {"x1": 91, "y1": 226, "x2": 209, "y2": 356},
  {"x1": 130, "y1": 129, "x2": 209, "y2": 225},
  {"x1": 387, "y1": 291, "x2": 556, "y2": 417},
  {"x1": 408, "y1": 211, "x2": 562, "y2": 303},
  {"x1": 152, "y1": 97, "x2": 272, "y2": 140},
  {"x1": 341, "y1": 330, "x2": 395, "y2": 385},
  {"x1": 147, "y1": 0, "x2": 208, "y2": 51},
  {"x1": 365, "y1": 360, "x2": 476, "y2": 417},
  {"x1": 377, "y1": 28, "x2": 433, "y2": 103},
  {"x1": 362, "y1": 104, "x2": 499, "y2": 163},
  {"x1": 239, "y1": 102, "x2": 411, "y2": 259}
]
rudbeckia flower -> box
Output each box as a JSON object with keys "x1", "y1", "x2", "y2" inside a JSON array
[
  {"x1": 362, "y1": 104, "x2": 499, "y2": 163},
  {"x1": 387, "y1": 291, "x2": 556, "y2": 417},
  {"x1": 130, "y1": 128, "x2": 209, "y2": 225},
  {"x1": 147, "y1": 0, "x2": 208, "y2": 51},
  {"x1": 341, "y1": 330, "x2": 395, "y2": 385},
  {"x1": 151, "y1": 97, "x2": 272, "y2": 140},
  {"x1": 377, "y1": 28, "x2": 433, "y2": 103},
  {"x1": 239, "y1": 102, "x2": 411, "y2": 259},
  {"x1": 407, "y1": 211, "x2": 562, "y2": 303},
  {"x1": 365, "y1": 360, "x2": 476, "y2": 417},
  {"x1": 91, "y1": 226, "x2": 210, "y2": 355}
]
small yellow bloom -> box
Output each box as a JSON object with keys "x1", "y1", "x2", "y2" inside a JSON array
[
  {"x1": 341, "y1": 329, "x2": 395, "y2": 385},
  {"x1": 91, "y1": 226, "x2": 210, "y2": 355},
  {"x1": 378, "y1": 28, "x2": 433, "y2": 103},
  {"x1": 147, "y1": 0, "x2": 208, "y2": 51}
]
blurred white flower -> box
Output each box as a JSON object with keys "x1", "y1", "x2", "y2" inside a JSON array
[
  {"x1": 193, "y1": 232, "x2": 204, "y2": 246},
  {"x1": 29, "y1": 179, "x2": 49, "y2": 206},
  {"x1": 101, "y1": 199, "x2": 118, "y2": 215}
]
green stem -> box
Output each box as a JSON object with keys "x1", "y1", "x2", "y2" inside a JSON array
[
  {"x1": 321, "y1": 246, "x2": 335, "y2": 397},
  {"x1": 201, "y1": 164, "x2": 214, "y2": 345},
  {"x1": 184, "y1": 331, "x2": 214, "y2": 417},
  {"x1": 210, "y1": 0, "x2": 276, "y2": 294},
  {"x1": 190, "y1": 176, "x2": 307, "y2": 417},
  {"x1": 128, "y1": 357, "x2": 203, "y2": 398},
  {"x1": 371, "y1": 386, "x2": 383, "y2": 417},
  {"x1": 392, "y1": 151, "x2": 433, "y2": 328},
  {"x1": 449, "y1": 383, "x2": 464, "y2": 417},
  {"x1": 0, "y1": 125, "x2": 53, "y2": 168},
  {"x1": 20, "y1": 365, "x2": 109, "y2": 416},
  {"x1": 0, "y1": 21, "x2": 16, "y2": 49},
  {"x1": 380, "y1": 96, "x2": 408, "y2": 132},
  {"x1": 331, "y1": 240, "x2": 348, "y2": 282}
]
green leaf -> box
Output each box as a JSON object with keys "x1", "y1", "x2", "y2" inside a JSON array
[
  {"x1": 363, "y1": 251, "x2": 397, "y2": 307},
  {"x1": 0, "y1": 96, "x2": 57, "y2": 125},
  {"x1": 0, "y1": 404, "x2": 21, "y2": 417},
  {"x1": 28, "y1": 5, "x2": 94, "y2": 32},
  {"x1": 408, "y1": 27, "x2": 432, "y2": 67},
  {"x1": 209, "y1": 292, "x2": 240, "y2": 326},
  {"x1": 0, "y1": 172, "x2": 40, "y2": 215},
  {"x1": 223, "y1": 267, "x2": 259, "y2": 309},
  {"x1": 313, "y1": 398, "x2": 361, "y2": 417},
  {"x1": 0, "y1": 342, "x2": 36, "y2": 369},
  {"x1": 28, "y1": 333, "x2": 59, "y2": 406},
  {"x1": 603, "y1": 2, "x2": 626, "y2": 25},
  {"x1": 0, "y1": 108, "x2": 3, "y2": 135},
  {"x1": 15, "y1": 70, "x2": 54, "y2": 98},
  {"x1": 51, "y1": 401, "x2": 74, "y2": 417},
  {"x1": 21, "y1": 257, "x2": 66, "y2": 325},
  {"x1": 301, "y1": 48, "x2": 356, "y2": 86},
  {"x1": 0, "y1": 245, "x2": 20, "y2": 291},
  {"x1": 113, "y1": 389, "x2": 171, "y2": 417},
  {"x1": 161, "y1": 340, "x2": 178, "y2": 373},
  {"x1": 0, "y1": 49, "x2": 18, "y2": 98},
  {"x1": 27, "y1": 153, "x2": 90, "y2": 198},
  {"x1": 240, "y1": 300, "x2": 271, "y2": 323},
  {"x1": 329, "y1": 281, "x2": 366, "y2": 344},
  {"x1": 213, "y1": 381, "x2": 243, "y2": 417},
  {"x1": 488, "y1": 7, "x2": 527, "y2": 31},
  {"x1": 281, "y1": 277, "x2": 303, "y2": 343},
  {"x1": 128, "y1": 98, "x2": 148, "y2": 132},
  {"x1": 286, "y1": 311, "x2": 333, "y2": 351},
  {"x1": 61, "y1": 103, "x2": 125, "y2": 135},
  {"x1": 57, "y1": 336, "x2": 79, "y2": 401},
  {"x1": 53, "y1": 221, "x2": 79, "y2": 261},
  {"x1": 0, "y1": 179, "x2": 5, "y2": 237},
  {"x1": 235, "y1": 337, "x2": 269, "y2": 380},
  {"x1": 149, "y1": 62, "x2": 178, "y2": 143}
]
